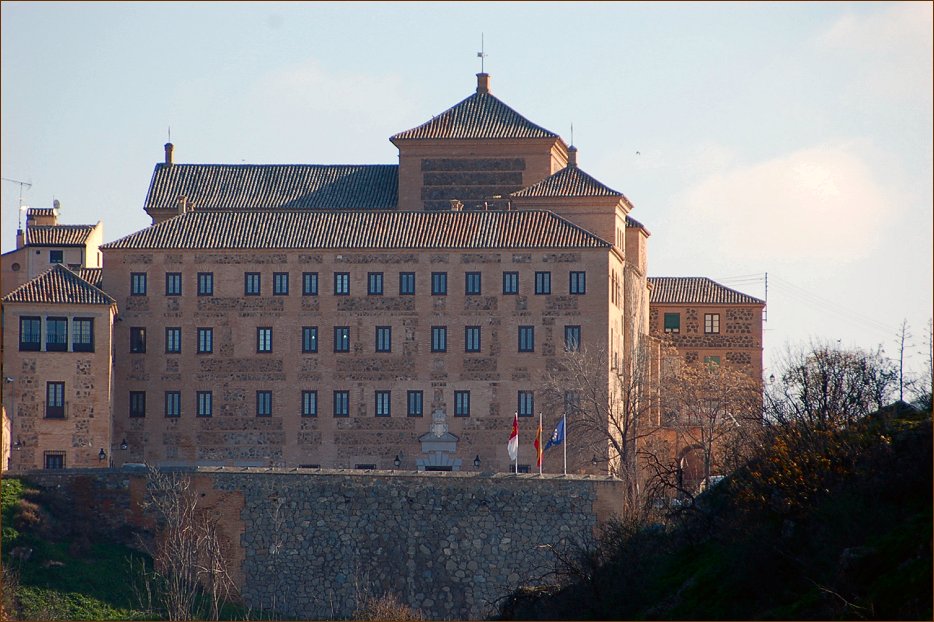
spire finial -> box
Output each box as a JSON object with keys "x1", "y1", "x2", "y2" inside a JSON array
[
  {"x1": 477, "y1": 33, "x2": 487, "y2": 74},
  {"x1": 570, "y1": 122, "x2": 574, "y2": 147}
]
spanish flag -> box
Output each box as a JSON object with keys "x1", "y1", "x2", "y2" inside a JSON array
[{"x1": 534, "y1": 413, "x2": 543, "y2": 473}]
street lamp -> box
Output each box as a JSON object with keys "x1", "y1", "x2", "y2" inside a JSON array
[
  {"x1": 120, "y1": 438, "x2": 128, "y2": 451},
  {"x1": 393, "y1": 454, "x2": 401, "y2": 468},
  {"x1": 98, "y1": 448, "x2": 106, "y2": 462},
  {"x1": 473, "y1": 455, "x2": 481, "y2": 469}
]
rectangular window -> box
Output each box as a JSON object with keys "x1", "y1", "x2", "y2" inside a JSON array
[
  {"x1": 49, "y1": 250, "x2": 63, "y2": 264},
  {"x1": 165, "y1": 272, "x2": 182, "y2": 296},
  {"x1": 664, "y1": 313, "x2": 681, "y2": 334},
  {"x1": 518, "y1": 326, "x2": 535, "y2": 352},
  {"x1": 273, "y1": 272, "x2": 289, "y2": 295},
  {"x1": 72, "y1": 318, "x2": 94, "y2": 352},
  {"x1": 375, "y1": 390, "x2": 391, "y2": 417},
  {"x1": 704, "y1": 355, "x2": 721, "y2": 369},
  {"x1": 257, "y1": 327, "x2": 273, "y2": 353},
  {"x1": 431, "y1": 272, "x2": 447, "y2": 295},
  {"x1": 431, "y1": 326, "x2": 447, "y2": 353},
  {"x1": 407, "y1": 391, "x2": 423, "y2": 417},
  {"x1": 302, "y1": 272, "x2": 319, "y2": 296},
  {"x1": 244, "y1": 272, "x2": 261, "y2": 296},
  {"x1": 46, "y1": 317, "x2": 67, "y2": 351},
  {"x1": 302, "y1": 326, "x2": 319, "y2": 353},
  {"x1": 197, "y1": 391, "x2": 213, "y2": 417},
  {"x1": 569, "y1": 271, "x2": 586, "y2": 295},
  {"x1": 704, "y1": 313, "x2": 720, "y2": 334},
  {"x1": 564, "y1": 325, "x2": 581, "y2": 352},
  {"x1": 44, "y1": 451, "x2": 65, "y2": 470},
  {"x1": 464, "y1": 326, "x2": 481, "y2": 353},
  {"x1": 46, "y1": 382, "x2": 65, "y2": 419},
  {"x1": 256, "y1": 391, "x2": 272, "y2": 417},
  {"x1": 518, "y1": 391, "x2": 534, "y2": 418},
  {"x1": 502, "y1": 271, "x2": 519, "y2": 295},
  {"x1": 129, "y1": 391, "x2": 146, "y2": 418},
  {"x1": 454, "y1": 391, "x2": 470, "y2": 417},
  {"x1": 197, "y1": 272, "x2": 214, "y2": 296},
  {"x1": 534, "y1": 271, "x2": 552, "y2": 295},
  {"x1": 334, "y1": 272, "x2": 350, "y2": 296},
  {"x1": 333, "y1": 390, "x2": 350, "y2": 417},
  {"x1": 131, "y1": 272, "x2": 147, "y2": 296},
  {"x1": 375, "y1": 326, "x2": 392, "y2": 353},
  {"x1": 334, "y1": 327, "x2": 350, "y2": 352},
  {"x1": 130, "y1": 327, "x2": 146, "y2": 353},
  {"x1": 165, "y1": 327, "x2": 181, "y2": 354},
  {"x1": 165, "y1": 391, "x2": 181, "y2": 418},
  {"x1": 19, "y1": 316, "x2": 41, "y2": 351},
  {"x1": 302, "y1": 390, "x2": 318, "y2": 417},
  {"x1": 399, "y1": 272, "x2": 415, "y2": 295},
  {"x1": 465, "y1": 272, "x2": 482, "y2": 295},
  {"x1": 197, "y1": 328, "x2": 213, "y2": 354},
  {"x1": 564, "y1": 390, "x2": 581, "y2": 415},
  {"x1": 367, "y1": 272, "x2": 384, "y2": 295}
]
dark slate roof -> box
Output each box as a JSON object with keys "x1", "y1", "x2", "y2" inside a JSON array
[
  {"x1": 391, "y1": 91, "x2": 558, "y2": 141},
  {"x1": 101, "y1": 210, "x2": 610, "y2": 250},
  {"x1": 649, "y1": 277, "x2": 764, "y2": 305},
  {"x1": 74, "y1": 267, "x2": 103, "y2": 289},
  {"x1": 143, "y1": 164, "x2": 398, "y2": 211},
  {"x1": 2, "y1": 264, "x2": 115, "y2": 305},
  {"x1": 24, "y1": 224, "x2": 96, "y2": 246},
  {"x1": 511, "y1": 164, "x2": 623, "y2": 198}
]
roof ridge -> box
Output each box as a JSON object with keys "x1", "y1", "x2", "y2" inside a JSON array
[
  {"x1": 2, "y1": 263, "x2": 115, "y2": 305},
  {"x1": 511, "y1": 164, "x2": 624, "y2": 198}
]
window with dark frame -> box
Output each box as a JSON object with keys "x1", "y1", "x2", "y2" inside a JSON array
[
  {"x1": 273, "y1": 272, "x2": 289, "y2": 295},
  {"x1": 131, "y1": 272, "x2": 147, "y2": 296},
  {"x1": 431, "y1": 272, "x2": 447, "y2": 296},
  {"x1": 197, "y1": 272, "x2": 214, "y2": 296},
  {"x1": 518, "y1": 390, "x2": 534, "y2": 417},
  {"x1": 704, "y1": 313, "x2": 720, "y2": 334},
  {"x1": 534, "y1": 271, "x2": 551, "y2": 295},
  {"x1": 399, "y1": 272, "x2": 415, "y2": 295},
  {"x1": 569, "y1": 271, "x2": 586, "y2": 295},
  {"x1": 454, "y1": 390, "x2": 470, "y2": 417},
  {"x1": 407, "y1": 390, "x2": 423, "y2": 417},
  {"x1": 19, "y1": 316, "x2": 41, "y2": 351},
  {"x1": 49, "y1": 250, "x2": 63, "y2": 264},
  {"x1": 129, "y1": 391, "x2": 146, "y2": 418},
  {"x1": 46, "y1": 317, "x2": 67, "y2": 352},
  {"x1": 302, "y1": 326, "x2": 319, "y2": 353},
  {"x1": 664, "y1": 313, "x2": 681, "y2": 334},
  {"x1": 302, "y1": 272, "x2": 319, "y2": 296},
  {"x1": 72, "y1": 318, "x2": 94, "y2": 352},
  {"x1": 375, "y1": 326, "x2": 391, "y2": 353},
  {"x1": 368, "y1": 272, "x2": 384, "y2": 295},
  {"x1": 334, "y1": 272, "x2": 350, "y2": 295},
  {"x1": 46, "y1": 382, "x2": 65, "y2": 419},
  {"x1": 502, "y1": 271, "x2": 519, "y2": 295},
  {"x1": 564, "y1": 390, "x2": 581, "y2": 415},
  {"x1": 564, "y1": 325, "x2": 581, "y2": 352},
  {"x1": 465, "y1": 272, "x2": 482, "y2": 295},
  {"x1": 431, "y1": 326, "x2": 447, "y2": 352},
  {"x1": 375, "y1": 390, "x2": 391, "y2": 417},
  {"x1": 245, "y1": 272, "x2": 261, "y2": 296},
  {"x1": 257, "y1": 327, "x2": 273, "y2": 353},
  {"x1": 333, "y1": 390, "x2": 350, "y2": 417},
  {"x1": 130, "y1": 327, "x2": 146, "y2": 353},
  {"x1": 464, "y1": 326, "x2": 481, "y2": 353},
  {"x1": 518, "y1": 326, "x2": 535, "y2": 352},
  {"x1": 197, "y1": 328, "x2": 213, "y2": 354},
  {"x1": 256, "y1": 391, "x2": 272, "y2": 417},
  {"x1": 165, "y1": 272, "x2": 182, "y2": 296},
  {"x1": 165, "y1": 391, "x2": 181, "y2": 418},
  {"x1": 302, "y1": 390, "x2": 318, "y2": 417},
  {"x1": 44, "y1": 452, "x2": 65, "y2": 469},
  {"x1": 165, "y1": 327, "x2": 181, "y2": 353},
  {"x1": 334, "y1": 327, "x2": 350, "y2": 352},
  {"x1": 197, "y1": 391, "x2": 213, "y2": 417}
]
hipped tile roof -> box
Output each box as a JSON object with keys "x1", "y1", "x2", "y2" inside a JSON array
[
  {"x1": 391, "y1": 91, "x2": 558, "y2": 141},
  {"x1": 24, "y1": 224, "x2": 96, "y2": 247},
  {"x1": 649, "y1": 277, "x2": 764, "y2": 305},
  {"x1": 511, "y1": 165, "x2": 623, "y2": 198},
  {"x1": 75, "y1": 267, "x2": 103, "y2": 289},
  {"x1": 144, "y1": 164, "x2": 398, "y2": 211},
  {"x1": 102, "y1": 210, "x2": 610, "y2": 251},
  {"x1": 3, "y1": 264, "x2": 115, "y2": 305}
]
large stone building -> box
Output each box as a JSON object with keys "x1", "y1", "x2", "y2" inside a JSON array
[{"x1": 1, "y1": 72, "x2": 764, "y2": 476}]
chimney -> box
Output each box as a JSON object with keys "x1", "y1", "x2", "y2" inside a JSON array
[
  {"x1": 16, "y1": 228, "x2": 24, "y2": 249},
  {"x1": 476, "y1": 73, "x2": 490, "y2": 94},
  {"x1": 164, "y1": 142, "x2": 174, "y2": 165},
  {"x1": 568, "y1": 145, "x2": 578, "y2": 168},
  {"x1": 177, "y1": 195, "x2": 188, "y2": 215}
]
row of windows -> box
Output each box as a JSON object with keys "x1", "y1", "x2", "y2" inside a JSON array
[
  {"x1": 663, "y1": 312, "x2": 721, "y2": 335},
  {"x1": 129, "y1": 270, "x2": 588, "y2": 297},
  {"x1": 19, "y1": 317, "x2": 95, "y2": 352},
  {"x1": 131, "y1": 325, "x2": 583, "y2": 354}
]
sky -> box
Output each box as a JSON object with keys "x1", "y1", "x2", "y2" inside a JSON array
[{"x1": 2, "y1": 1, "x2": 932, "y2": 382}]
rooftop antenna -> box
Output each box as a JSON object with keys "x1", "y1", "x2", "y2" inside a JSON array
[
  {"x1": 477, "y1": 33, "x2": 487, "y2": 73},
  {"x1": 168, "y1": 126, "x2": 171, "y2": 142},
  {"x1": 570, "y1": 122, "x2": 574, "y2": 146},
  {"x1": 2, "y1": 177, "x2": 32, "y2": 228}
]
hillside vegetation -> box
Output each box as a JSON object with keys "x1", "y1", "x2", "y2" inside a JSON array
[{"x1": 500, "y1": 406, "x2": 932, "y2": 620}]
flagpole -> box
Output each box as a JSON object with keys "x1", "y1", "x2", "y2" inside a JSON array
[
  {"x1": 562, "y1": 412, "x2": 567, "y2": 476},
  {"x1": 539, "y1": 412, "x2": 543, "y2": 477},
  {"x1": 515, "y1": 412, "x2": 519, "y2": 474}
]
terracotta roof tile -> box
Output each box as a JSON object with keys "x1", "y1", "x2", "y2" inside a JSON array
[
  {"x1": 625, "y1": 216, "x2": 645, "y2": 228},
  {"x1": 649, "y1": 277, "x2": 764, "y2": 305},
  {"x1": 511, "y1": 165, "x2": 623, "y2": 198},
  {"x1": 75, "y1": 267, "x2": 103, "y2": 288},
  {"x1": 144, "y1": 164, "x2": 398, "y2": 211},
  {"x1": 391, "y1": 91, "x2": 558, "y2": 141},
  {"x1": 102, "y1": 210, "x2": 610, "y2": 251},
  {"x1": 3, "y1": 264, "x2": 115, "y2": 305},
  {"x1": 24, "y1": 224, "x2": 95, "y2": 246}
]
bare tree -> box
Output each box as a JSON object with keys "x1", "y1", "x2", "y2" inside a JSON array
[{"x1": 895, "y1": 319, "x2": 912, "y2": 403}]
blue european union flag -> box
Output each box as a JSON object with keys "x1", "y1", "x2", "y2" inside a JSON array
[{"x1": 544, "y1": 416, "x2": 565, "y2": 450}]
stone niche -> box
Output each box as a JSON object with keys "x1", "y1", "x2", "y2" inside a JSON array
[{"x1": 416, "y1": 409, "x2": 462, "y2": 472}]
